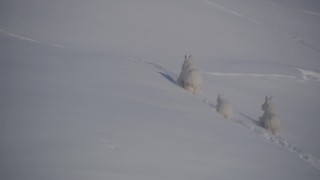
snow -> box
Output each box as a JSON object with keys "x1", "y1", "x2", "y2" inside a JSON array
[{"x1": 1, "y1": 0, "x2": 320, "y2": 179}]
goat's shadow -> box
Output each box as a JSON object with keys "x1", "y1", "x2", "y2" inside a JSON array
[
  {"x1": 239, "y1": 112, "x2": 263, "y2": 128},
  {"x1": 159, "y1": 72, "x2": 177, "y2": 85}
]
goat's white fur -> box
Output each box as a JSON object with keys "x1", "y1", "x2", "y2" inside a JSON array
[
  {"x1": 177, "y1": 55, "x2": 202, "y2": 95},
  {"x1": 259, "y1": 96, "x2": 280, "y2": 135},
  {"x1": 216, "y1": 94, "x2": 234, "y2": 119}
]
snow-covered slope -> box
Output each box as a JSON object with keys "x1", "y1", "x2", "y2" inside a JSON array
[{"x1": 1, "y1": 0, "x2": 320, "y2": 179}]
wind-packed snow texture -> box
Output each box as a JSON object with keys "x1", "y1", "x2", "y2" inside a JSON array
[{"x1": 1, "y1": 0, "x2": 320, "y2": 179}]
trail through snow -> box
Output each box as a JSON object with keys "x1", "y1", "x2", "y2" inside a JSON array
[
  {"x1": 0, "y1": 28, "x2": 71, "y2": 50},
  {"x1": 4, "y1": 26, "x2": 318, "y2": 84},
  {"x1": 269, "y1": 0, "x2": 320, "y2": 16},
  {"x1": 298, "y1": 9, "x2": 320, "y2": 16},
  {"x1": 203, "y1": 0, "x2": 320, "y2": 53},
  {"x1": 133, "y1": 57, "x2": 320, "y2": 170},
  {"x1": 204, "y1": 72, "x2": 297, "y2": 80},
  {"x1": 203, "y1": 0, "x2": 263, "y2": 25},
  {"x1": 204, "y1": 70, "x2": 320, "y2": 83}
]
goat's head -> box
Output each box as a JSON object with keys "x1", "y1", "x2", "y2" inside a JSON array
[
  {"x1": 217, "y1": 94, "x2": 223, "y2": 104},
  {"x1": 262, "y1": 96, "x2": 273, "y2": 111},
  {"x1": 184, "y1": 54, "x2": 192, "y2": 61},
  {"x1": 182, "y1": 54, "x2": 193, "y2": 70}
]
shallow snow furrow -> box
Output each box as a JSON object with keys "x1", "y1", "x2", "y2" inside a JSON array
[
  {"x1": 203, "y1": 0, "x2": 262, "y2": 25},
  {"x1": 298, "y1": 9, "x2": 320, "y2": 16},
  {"x1": 203, "y1": 0, "x2": 320, "y2": 53},
  {"x1": 204, "y1": 69, "x2": 320, "y2": 83},
  {"x1": 269, "y1": 0, "x2": 320, "y2": 16},
  {"x1": 204, "y1": 71, "x2": 297, "y2": 79},
  {"x1": 0, "y1": 28, "x2": 71, "y2": 50}
]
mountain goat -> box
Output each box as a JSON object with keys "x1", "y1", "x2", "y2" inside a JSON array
[
  {"x1": 216, "y1": 94, "x2": 234, "y2": 119},
  {"x1": 259, "y1": 96, "x2": 280, "y2": 135},
  {"x1": 176, "y1": 55, "x2": 202, "y2": 95}
]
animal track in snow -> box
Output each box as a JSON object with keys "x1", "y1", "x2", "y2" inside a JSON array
[
  {"x1": 203, "y1": 0, "x2": 263, "y2": 25},
  {"x1": 204, "y1": 68, "x2": 320, "y2": 83},
  {"x1": 203, "y1": 0, "x2": 320, "y2": 53},
  {"x1": 269, "y1": 0, "x2": 320, "y2": 16},
  {"x1": 0, "y1": 28, "x2": 71, "y2": 50},
  {"x1": 298, "y1": 9, "x2": 320, "y2": 16},
  {"x1": 136, "y1": 57, "x2": 320, "y2": 170},
  {"x1": 297, "y1": 68, "x2": 320, "y2": 82},
  {"x1": 204, "y1": 71, "x2": 297, "y2": 80},
  {"x1": 236, "y1": 116, "x2": 320, "y2": 170}
]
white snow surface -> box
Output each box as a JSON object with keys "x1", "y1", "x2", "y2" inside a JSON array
[{"x1": 1, "y1": 0, "x2": 320, "y2": 179}]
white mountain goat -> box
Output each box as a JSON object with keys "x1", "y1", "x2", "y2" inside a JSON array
[
  {"x1": 216, "y1": 94, "x2": 234, "y2": 119},
  {"x1": 259, "y1": 96, "x2": 280, "y2": 135},
  {"x1": 176, "y1": 55, "x2": 202, "y2": 95}
]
